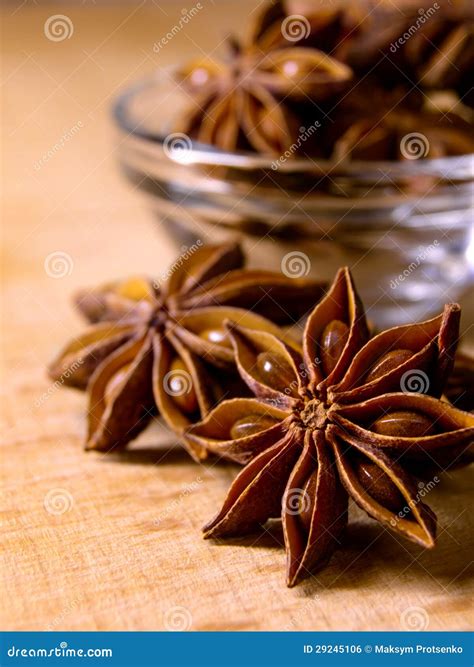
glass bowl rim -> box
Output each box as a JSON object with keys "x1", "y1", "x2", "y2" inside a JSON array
[{"x1": 112, "y1": 74, "x2": 474, "y2": 176}]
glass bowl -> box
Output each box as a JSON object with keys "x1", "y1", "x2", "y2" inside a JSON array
[{"x1": 113, "y1": 72, "x2": 474, "y2": 328}]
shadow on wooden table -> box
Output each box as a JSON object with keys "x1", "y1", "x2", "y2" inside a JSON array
[
  {"x1": 300, "y1": 517, "x2": 473, "y2": 595},
  {"x1": 104, "y1": 443, "x2": 192, "y2": 466},
  {"x1": 209, "y1": 520, "x2": 286, "y2": 551},
  {"x1": 205, "y1": 494, "x2": 474, "y2": 596}
]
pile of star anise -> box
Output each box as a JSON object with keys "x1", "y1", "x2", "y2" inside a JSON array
[
  {"x1": 50, "y1": 242, "x2": 474, "y2": 586},
  {"x1": 173, "y1": 0, "x2": 474, "y2": 160}
]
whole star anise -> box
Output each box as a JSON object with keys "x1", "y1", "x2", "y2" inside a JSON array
[
  {"x1": 187, "y1": 268, "x2": 474, "y2": 586},
  {"x1": 174, "y1": 1, "x2": 352, "y2": 154},
  {"x1": 48, "y1": 242, "x2": 325, "y2": 458}
]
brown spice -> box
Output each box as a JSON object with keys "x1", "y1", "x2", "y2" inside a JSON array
[
  {"x1": 187, "y1": 267, "x2": 474, "y2": 586},
  {"x1": 48, "y1": 242, "x2": 325, "y2": 457}
]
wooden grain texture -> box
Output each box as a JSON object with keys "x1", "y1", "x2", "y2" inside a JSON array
[{"x1": 1, "y1": 1, "x2": 473, "y2": 632}]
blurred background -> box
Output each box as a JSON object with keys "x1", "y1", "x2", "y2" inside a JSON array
[{"x1": 4, "y1": 0, "x2": 473, "y2": 331}]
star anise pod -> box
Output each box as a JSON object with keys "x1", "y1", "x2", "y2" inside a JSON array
[
  {"x1": 445, "y1": 349, "x2": 474, "y2": 412},
  {"x1": 332, "y1": 109, "x2": 474, "y2": 161},
  {"x1": 248, "y1": 1, "x2": 367, "y2": 59},
  {"x1": 397, "y1": 1, "x2": 474, "y2": 94},
  {"x1": 273, "y1": 1, "x2": 474, "y2": 109},
  {"x1": 48, "y1": 242, "x2": 325, "y2": 458},
  {"x1": 187, "y1": 268, "x2": 474, "y2": 586},
  {"x1": 278, "y1": 2, "x2": 417, "y2": 87},
  {"x1": 174, "y1": 2, "x2": 351, "y2": 154},
  {"x1": 320, "y1": 1, "x2": 472, "y2": 90}
]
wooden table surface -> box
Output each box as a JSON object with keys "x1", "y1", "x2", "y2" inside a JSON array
[{"x1": 2, "y1": 1, "x2": 473, "y2": 632}]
